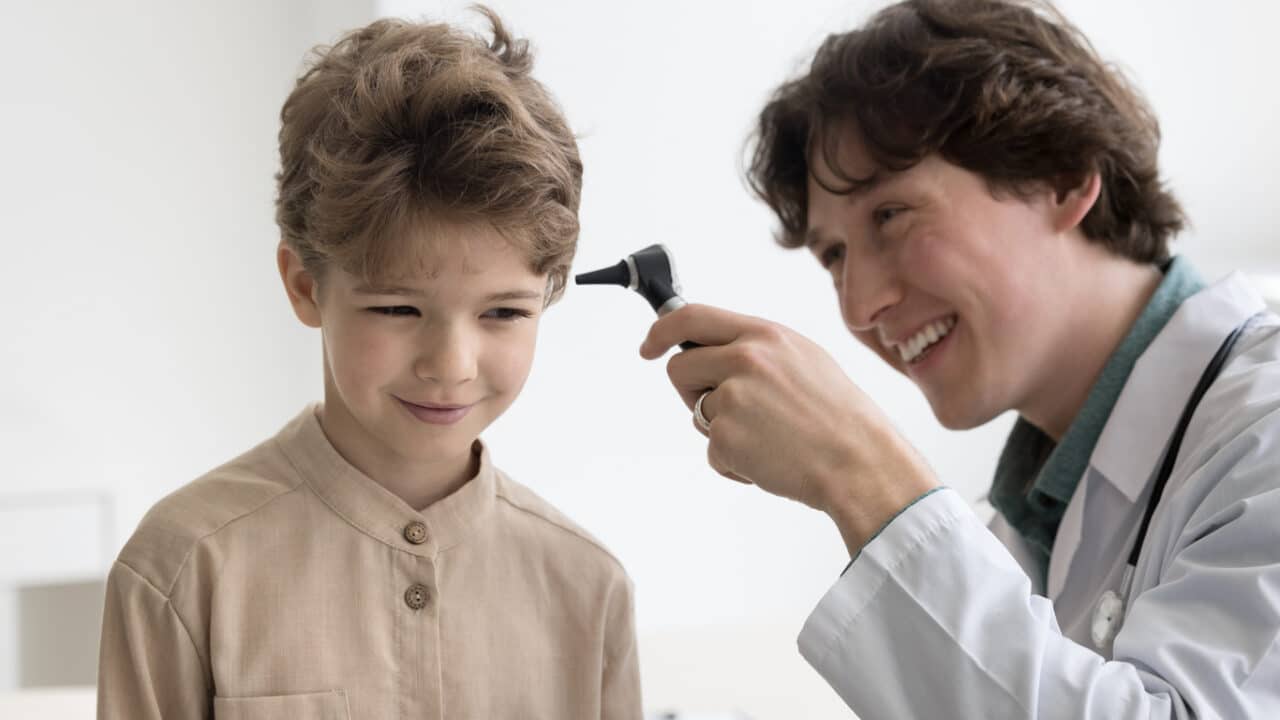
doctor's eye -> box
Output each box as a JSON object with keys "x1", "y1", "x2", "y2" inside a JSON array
[
  {"x1": 872, "y1": 205, "x2": 907, "y2": 227},
  {"x1": 368, "y1": 306, "x2": 420, "y2": 317},
  {"x1": 820, "y1": 243, "x2": 846, "y2": 270}
]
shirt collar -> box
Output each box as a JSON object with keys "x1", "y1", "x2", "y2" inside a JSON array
[{"x1": 274, "y1": 405, "x2": 497, "y2": 557}]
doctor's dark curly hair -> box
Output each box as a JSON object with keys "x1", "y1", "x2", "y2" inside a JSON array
[
  {"x1": 275, "y1": 7, "x2": 582, "y2": 302},
  {"x1": 748, "y1": 0, "x2": 1184, "y2": 262}
]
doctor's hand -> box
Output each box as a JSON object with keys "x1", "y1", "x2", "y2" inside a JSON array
[{"x1": 640, "y1": 304, "x2": 939, "y2": 554}]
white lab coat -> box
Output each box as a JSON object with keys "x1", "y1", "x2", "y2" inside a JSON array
[{"x1": 798, "y1": 272, "x2": 1280, "y2": 718}]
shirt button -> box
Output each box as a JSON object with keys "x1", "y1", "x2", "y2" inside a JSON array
[
  {"x1": 404, "y1": 583, "x2": 430, "y2": 610},
  {"x1": 403, "y1": 521, "x2": 428, "y2": 545}
]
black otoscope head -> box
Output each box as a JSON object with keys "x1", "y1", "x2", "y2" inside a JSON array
[
  {"x1": 575, "y1": 244, "x2": 683, "y2": 313},
  {"x1": 574, "y1": 244, "x2": 699, "y2": 349}
]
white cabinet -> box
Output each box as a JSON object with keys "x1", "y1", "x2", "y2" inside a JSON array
[
  {"x1": 0, "y1": 494, "x2": 113, "y2": 587},
  {"x1": 0, "y1": 494, "x2": 113, "y2": 690}
]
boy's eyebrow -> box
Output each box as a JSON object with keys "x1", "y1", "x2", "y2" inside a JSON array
[
  {"x1": 353, "y1": 284, "x2": 423, "y2": 296},
  {"x1": 484, "y1": 290, "x2": 544, "y2": 302},
  {"x1": 353, "y1": 284, "x2": 543, "y2": 302}
]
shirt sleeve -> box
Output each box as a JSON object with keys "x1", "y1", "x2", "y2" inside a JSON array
[
  {"x1": 797, "y1": 487, "x2": 1280, "y2": 719},
  {"x1": 600, "y1": 571, "x2": 643, "y2": 720},
  {"x1": 97, "y1": 560, "x2": 211, "y2": 720}
]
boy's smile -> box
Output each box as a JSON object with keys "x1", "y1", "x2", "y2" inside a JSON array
[
  {"x1": 279, "y1": 220, "x2": 548, "y2": 509},
  {"x1": 396, "y1": 397, "x2": 472, "y2": 425}
]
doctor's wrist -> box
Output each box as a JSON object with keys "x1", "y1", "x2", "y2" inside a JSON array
[{"x1": 819, "y1": 438, "x2": 939, "y2": 557}]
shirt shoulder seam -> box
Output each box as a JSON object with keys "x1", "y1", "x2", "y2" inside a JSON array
[
  {"x1": 112, "y1": 559, "x2": 211, "y2": 682},
  {"x1": 160, "y1": 467, "x2": 307, "y2": 597},
  {"x1": 493, "y1": 490, "x2": 627, "y2": 573}
]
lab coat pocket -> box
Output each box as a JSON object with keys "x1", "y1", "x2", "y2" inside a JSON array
[{"x1": 213, "y1": 690, "x2": 350, "y2": 719}]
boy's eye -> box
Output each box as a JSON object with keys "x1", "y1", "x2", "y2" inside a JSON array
[
  {"x1": 369, "y1": 306, "x2": 420, "y2": 317},
  {"x1": 483, "y1": 307, "x2": 534, "y2": 321}
]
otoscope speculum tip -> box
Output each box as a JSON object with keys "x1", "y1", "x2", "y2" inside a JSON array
[{"x1": 574, "y1": 260, "x2": 632, "y2": 288}]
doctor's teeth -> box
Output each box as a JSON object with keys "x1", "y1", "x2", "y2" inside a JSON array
[{"x1": 898, "y1": 316, "x2": 957, "y2": 364}]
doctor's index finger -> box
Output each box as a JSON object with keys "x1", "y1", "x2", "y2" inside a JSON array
[
  {"x1": 663, "y1": 344, "x2": 739, "y2": 409},
  {"x1": 638, "y1": 303, "x2": 755, "y2": 359}
]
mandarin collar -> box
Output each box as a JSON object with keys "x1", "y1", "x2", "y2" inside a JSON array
[{"x1": 274, "y1": 405, "x2": 497, "y2": 557}]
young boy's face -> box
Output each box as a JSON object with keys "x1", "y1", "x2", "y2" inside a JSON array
[{"x1": 281, "y1": 222, "x2": 547, "y2": 481}]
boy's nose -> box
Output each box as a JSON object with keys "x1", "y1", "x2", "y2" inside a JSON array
[{"x1": 414, "y1": 326, "x2": 478, "y2": 386}]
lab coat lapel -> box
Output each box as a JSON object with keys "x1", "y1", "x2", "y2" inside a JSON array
[
  {"x1": 1050, "y1": 274, "x2": 1263, "y2": 598},
  {"x1": 1092, "y1": 273, "x2": 1262, "y2": 499}
]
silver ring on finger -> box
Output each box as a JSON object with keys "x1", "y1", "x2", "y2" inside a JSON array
[{"x1": 693, "y1": 389, "x2": 713, "y2": 432}]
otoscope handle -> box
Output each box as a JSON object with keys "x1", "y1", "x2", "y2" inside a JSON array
[{"x1": 658, "y1": 295, "x2": 702, "y2": 351}]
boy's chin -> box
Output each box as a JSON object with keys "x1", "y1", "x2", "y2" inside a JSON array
[{"x1": 389, "y1": 431, "x2": 480, "y2": 463}]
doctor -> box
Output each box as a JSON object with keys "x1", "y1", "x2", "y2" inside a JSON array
[{"x1": 640, "y1": 0, "x2": 1280, "y2": 716}]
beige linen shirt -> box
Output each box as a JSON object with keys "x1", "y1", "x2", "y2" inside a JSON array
[{"x1": 97, "y1": 406, "x2": 641, "y2": 719}]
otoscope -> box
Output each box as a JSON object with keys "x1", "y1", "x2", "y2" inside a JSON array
[{"x1": 574, "y1": 244, "x2": 700, "y2": 350}]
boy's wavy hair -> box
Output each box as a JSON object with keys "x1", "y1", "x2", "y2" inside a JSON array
[
  {"x1": 275, "y1": 6, "x2": 582, "y2": 302},
  {"x1": 748, "y1": 0, "x2": 1184, "y2": 262}
]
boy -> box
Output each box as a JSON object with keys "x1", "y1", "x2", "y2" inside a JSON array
[{"x1": 97, "y1": 9, "x2": 641, "y2": 718}]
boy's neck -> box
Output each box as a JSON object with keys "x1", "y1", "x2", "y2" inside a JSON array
[{"x1": 316, "y1": 401, "x2": 480, "y2": 512}]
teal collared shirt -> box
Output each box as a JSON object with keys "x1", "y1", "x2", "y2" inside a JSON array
[{"x1": 989, "y1": 256, "x2": 1205, "y2": 586}]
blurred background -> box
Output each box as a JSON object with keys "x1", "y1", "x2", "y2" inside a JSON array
[{"x1": 1, "y1": 0, "x2": 1277, "y2": 717}]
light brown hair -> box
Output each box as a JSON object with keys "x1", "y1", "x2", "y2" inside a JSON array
[
  {"x1": 749, "y1": 0, "x2": 1184, "y2": 262},
  {"x1": 275, "y1": 7, "x2": 582, "y2": 302}
]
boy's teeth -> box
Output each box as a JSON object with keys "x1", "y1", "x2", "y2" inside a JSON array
[{"x1": 897, "y1": 316, "x2": 956, "y2": 364}]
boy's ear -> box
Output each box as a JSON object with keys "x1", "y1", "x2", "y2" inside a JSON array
[
  {"x1": 1051, "y1": 171, "x2": 1102, "y2": 234},
  {"x1": 277, "y1": 243, "x2": 323, "y2": 328}
]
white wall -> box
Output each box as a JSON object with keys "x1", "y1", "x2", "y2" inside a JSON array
[
  {"x1": 0, "y1": 0, "x2": 375, "y2": 691},
  {"x1": 0, "y1": 0, "x2": 376, "y2": 545},
  {"x1": 3, "y1": 0, "x2": 1278, "y2": 717}
]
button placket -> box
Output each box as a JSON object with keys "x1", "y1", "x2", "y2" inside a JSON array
[
  {"x1": 404, "y1": 582, "x2": 430, "y2": 610},
  {"x1": 400, "y1": 527, "x2": 433, "y2": 612}
]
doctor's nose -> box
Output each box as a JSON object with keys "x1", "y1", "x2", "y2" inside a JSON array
[
  {"x1": 838, "y1": 251, "x2": 903, "y2": 333},
  {"x1": 414, "y1": 325, "x2": 478, "y2": 386}
]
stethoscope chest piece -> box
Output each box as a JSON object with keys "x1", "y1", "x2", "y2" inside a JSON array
[{"x1": 1091, "y1": 588, "x2": 1125, "y2": 651}]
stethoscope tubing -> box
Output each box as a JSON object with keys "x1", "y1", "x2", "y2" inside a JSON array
[
  {"x1": 1097, "y1": 315, "x2": 1256, "y2": 648},
  {"x1": 1128, "y1": 319, "x2": 1251, "y2": 570}
]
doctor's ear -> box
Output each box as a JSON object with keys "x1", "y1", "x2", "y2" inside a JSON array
[
  {"x1": 1049, "y1": 171, "x2": 1102, "y2": 234},
  {"x1": 277, "y1": 243, "x2": 323, "y2": 329}
]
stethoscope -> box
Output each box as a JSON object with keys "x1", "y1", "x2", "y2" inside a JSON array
[{"x1": 1090, "y1": 317, "x2": 1253, "y2": 651}]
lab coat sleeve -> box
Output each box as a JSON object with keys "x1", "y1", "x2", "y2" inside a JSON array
[
  {"x1": 797, "y1": 487, "x2": 1280, "y2": 719},
  {"x1": 97, "y1": 560, "x2": 212, "y2": 720}
]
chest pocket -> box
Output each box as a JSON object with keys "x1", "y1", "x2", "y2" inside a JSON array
[{"x1": 213, "y1": 690, "x2": 349, "y2": 719}]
